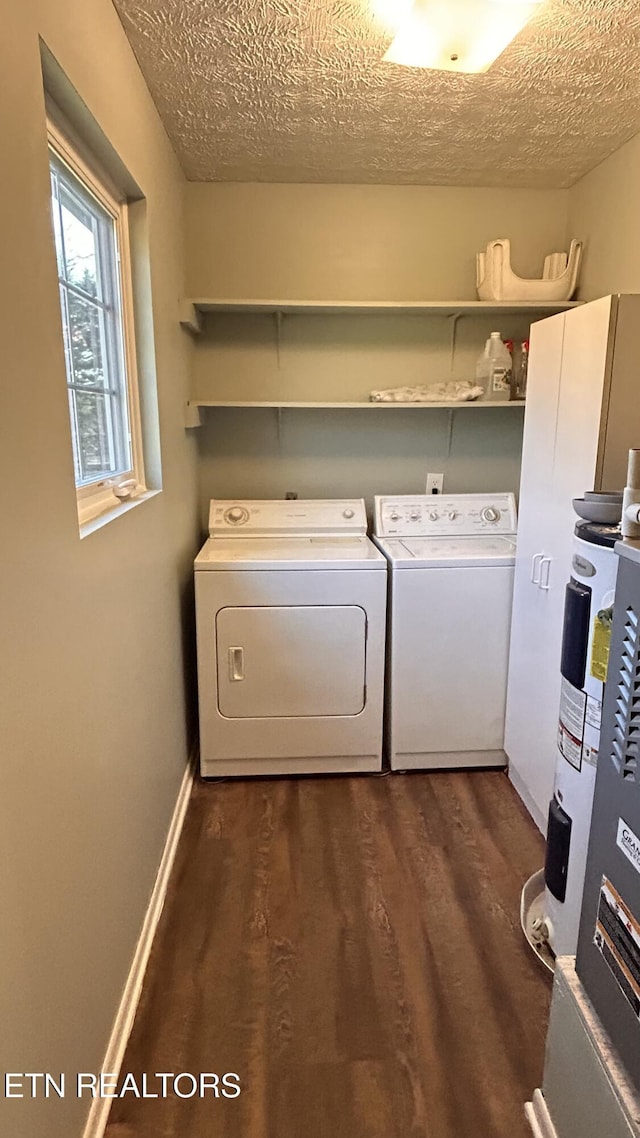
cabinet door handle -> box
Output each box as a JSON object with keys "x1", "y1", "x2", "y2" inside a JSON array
[
  {"x1": 539, "y1": 557, "x2": 552, "y2": 591},
  {"x1": 228, "y1": 647, "x2": 244, "y2": 681},
  {"x1": 531, "y1": 553, "x2": 544, "y2": 585}
]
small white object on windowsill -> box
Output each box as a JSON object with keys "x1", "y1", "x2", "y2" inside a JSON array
[
  {"x1": 110, "y1": 479, "x2": 138, "y2": 502},
  {"x1": 476, "y1": 238, "x2": 583, "y2": 302},
  {"x1": 370, "y1": 381, "x2": 484, "y2": 403}
]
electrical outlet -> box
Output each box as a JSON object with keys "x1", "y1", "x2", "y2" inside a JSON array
[{"x1": 426, "y1": 473, "x2": 444, "y2": 495}]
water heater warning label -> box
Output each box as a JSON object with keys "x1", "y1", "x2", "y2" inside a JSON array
[
  {"x1": 594, "y1": 876, "x2": 640, "y2": 1020},
  {"x1": 590, "y1": 606, "x2": 614, "y2": 683},
  {"x1": 558, "y1": 678, "x2": 586, "y2": 771},
  {"x1": 557, "y1": 679, "x2": 601, "y2": 770}
]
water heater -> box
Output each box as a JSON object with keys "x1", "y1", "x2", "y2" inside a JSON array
[{"x1": 544, "y1": 516, "x2": 620, "y2": 956}]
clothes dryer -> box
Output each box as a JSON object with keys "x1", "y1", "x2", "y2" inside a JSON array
[
  {"x1": 373, "y1": 493, "x2": 517, "y2": 770},
  {"x1": 195, "y1": 499, "x2": 386, "y2": 777}
]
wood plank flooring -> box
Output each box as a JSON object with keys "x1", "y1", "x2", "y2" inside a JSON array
[{"x1": 105, "y1": 770, "x2": 550, "y2": 1138}]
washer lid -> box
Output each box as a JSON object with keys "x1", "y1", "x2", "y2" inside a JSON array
[
  {"x1": 377, "y1": 535, "x2": 516, "y2": 568},
  {"x1": 195, "y1": 535, "x2": 386, "y2": 571}
]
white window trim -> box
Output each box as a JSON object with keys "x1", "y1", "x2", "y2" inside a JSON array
[{"x1": 47, "y1": 118, "x2": 146, "y2": 528}]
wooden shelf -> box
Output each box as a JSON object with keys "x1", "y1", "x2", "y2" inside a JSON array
[
  {"x1": 189, "y1": 399, "x2": 526, "y2": 410},
  {"x1": 180, "y1": 297, "x2": 580, "y2": 332},
  {"x1": 182, "y1": 298, "x2": 543, "y2": 421}
]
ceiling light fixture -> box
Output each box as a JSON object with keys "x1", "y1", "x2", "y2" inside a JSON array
[
  {"x1": 382, "y1": 0, "x2": 543, "y2": 74},
  {"x1": 371, "y1": 0, "x2": 414, "y2": 33}
]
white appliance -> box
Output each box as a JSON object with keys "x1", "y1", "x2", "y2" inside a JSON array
[
  {"x1": 544, "y1": 519, "x2": 620, "y2": 957},
  {"x1": 195, "y1": 499, "x2": 386, "y2": 777},
  {"x1": 373, "y1": 493, "x2": 517, "y2": 770},
  {"x1": 505, "y1": 295, "x2": 640, "y2": 832}
]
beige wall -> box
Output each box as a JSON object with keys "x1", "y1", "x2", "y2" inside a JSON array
[
  {"x1": 0, "y1": 3, "x2": 197, "y2": 1136},
  {"x1": 196, "y1": 404, "x2": 525, "y2": 525},
  {"x1": 569, "y1": 130, "x2": 640, "y2": 299},
  {"x1": 187, "y1": 182, "x2": 570, "y2": 301},
  {"x1": 186, "y1": 183, "x2": 568, "y2": 513}
]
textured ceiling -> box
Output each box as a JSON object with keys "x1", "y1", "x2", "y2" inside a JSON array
[{"x1": 113, "y1": 0, "x2": 640, "y2": 187}]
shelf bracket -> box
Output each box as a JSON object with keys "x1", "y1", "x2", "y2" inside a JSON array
[
  {"x1": 445, "y1": 408, "x2": 454, "y2": 457},
  {"x1": 275, "y1": 309, "x2": 283, "y2": 369},
  {"x1": 448, "y1": 312, "x2": 462, "y2": 376},
  {"x1": 179, "y1": 300, "x2": 202, "y2": 336},
  {"x1": 184, "y1": 402, "x2": 203, "y2": 429}
]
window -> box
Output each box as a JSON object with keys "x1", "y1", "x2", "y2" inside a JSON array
[{"x1": 48, "y1": 122, "x2": 144, "y2": 523}]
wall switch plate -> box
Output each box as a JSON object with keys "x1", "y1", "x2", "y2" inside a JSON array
[{"x1": 426, "y1": 473, "x2": 444, "y2": 495}]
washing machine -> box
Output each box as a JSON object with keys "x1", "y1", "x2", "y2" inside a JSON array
[
  {"x1": 195, "y1": 499, "x2": 386, "y2": 777},
  {"x1": 544, "y1": 518, "x2": 620, "y2": 956},
  {"x1": 373, "y1": 493, "x2": 517, "y2": 770}
]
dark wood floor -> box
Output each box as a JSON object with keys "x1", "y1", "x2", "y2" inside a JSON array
[{"x1": 105, "y1": 770, "x2": 550, "y2": 1138}]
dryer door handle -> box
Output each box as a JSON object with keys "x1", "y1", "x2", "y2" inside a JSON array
[{"x1": 228, "y1": 647, "x2": 245, "y2": 681}]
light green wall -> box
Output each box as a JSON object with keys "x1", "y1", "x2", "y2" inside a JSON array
[
  {"x1": 196, "y1": 403, "x2": 525, "y2": 519},
  {"x1": 0, "y1": 3, "x2": 197, "y2": 1136},
  {"x1": 569, "y1": 130, "x2": 640, "y2": 298},
  {"x1": 186, "y1": 182, "x2": 569, "y2": 515},
  {"x1": 187, "y1": 182, "x2": 571, "y2": 300}
]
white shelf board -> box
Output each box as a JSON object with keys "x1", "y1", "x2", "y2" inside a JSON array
[
  {"x1": 186, "y1": 298, "x2": 580, "y2": 318},
  {"x1": 190, "y1": 399, "x2": 526, "y2": 410}
]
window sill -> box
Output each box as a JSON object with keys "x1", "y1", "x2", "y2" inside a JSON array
[{"x1": 79, "y1": 488, "x2": 160, "y2": 539}]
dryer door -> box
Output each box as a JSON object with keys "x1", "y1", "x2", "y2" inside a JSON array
[{"x1": 216, "y1": 605, "x2": 367, "y2": 718}]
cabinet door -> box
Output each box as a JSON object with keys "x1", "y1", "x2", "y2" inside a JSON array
[
  {"x1": 598, "y1": 295, "x2": 640, "y2": 490},
  {"x1": 551, "y1": 295, "x2": 613, "y2": 534},
  {"x1": 506, "y1": 299, "x2": 615, "y2": 828},
  {"x1": 505, "y1": 312, "x2": 566, "y2": 829},
  {"x1": 538, "y1": 297, "x2": 613, "y2": 768}
]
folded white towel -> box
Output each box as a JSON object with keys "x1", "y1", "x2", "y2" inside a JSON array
[{"x1": 370, "y1": 381, "x2": 485, "y2": 403}]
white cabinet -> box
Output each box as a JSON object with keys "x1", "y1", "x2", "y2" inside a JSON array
[{"x1": 505, "y1": 295, "x2": 640, "y2": 831}]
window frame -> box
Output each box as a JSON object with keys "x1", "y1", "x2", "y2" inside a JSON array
[{"x1": 47, "y1": 118, "x2": 146, "y2": 526}]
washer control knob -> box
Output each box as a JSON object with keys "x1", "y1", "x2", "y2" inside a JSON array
[
  {"x1": 343, "y1": 508, "x2": 355, "y2": 519},
  {"x1": 225, "y1": 506, "x2": 250, "y2": 525},
  {"x1": 482, "y1": 506, "x2": 500, "y2": 523},
  {"x1": 448, "y1": 510, "x2": 458, "y2": 521},
  {"x1": 390, "y1": 511, "x2": 400, "y2": 521},
  {"x1": 429, "y1": 510, "x2": 439, "y2": 521},
  {"x1": 410, "y1": 511, "x2": 420, "y2": 521}
]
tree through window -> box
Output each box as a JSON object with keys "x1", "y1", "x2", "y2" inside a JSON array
[{"x1": 49, "y1": 132, "x2": 138, "y2": 494}]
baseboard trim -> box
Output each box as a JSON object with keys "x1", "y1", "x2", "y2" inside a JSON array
[
  {"x1": 82, "y1": 754, "x2": 196, "y2": 1138},
  {"x1": 525, "y1": 1089, "x2": 559, "y2": 1138}
]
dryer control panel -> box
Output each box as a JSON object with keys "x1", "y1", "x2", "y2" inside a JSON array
[
  {"x1": 374, "y1": 493, "x2": 517, "y2": 538},
  {"x1": 209, "y1": 498, "x2": 368, "y2": 537}
]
